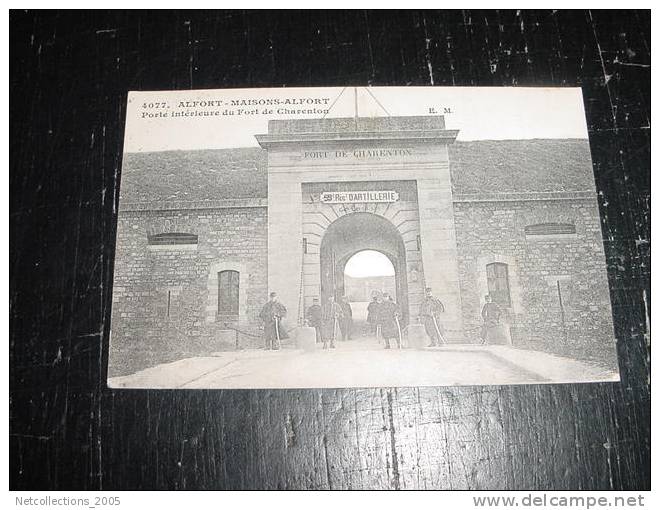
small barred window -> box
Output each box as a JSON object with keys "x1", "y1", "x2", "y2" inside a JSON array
[
  {"x1": 524, "y1": 223, "x2": 576, "y2": 236},
  {"x1": 147, "y1": 233, "x2": 198, "y2": 245}
]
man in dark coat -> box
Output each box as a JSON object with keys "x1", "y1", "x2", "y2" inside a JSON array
[
  {"x1": 420, "y1": 287, "x2": 445, "y2": 346},
  {"x1": 259, "y1": 292, "x2": 288, "y2": 350},
  {"x1": 480, "y1": 294, "x2": 502, "y2": 344},
  {"x1": 378, "y1": 293, "x2": 402, "y2": 349},
  {"x1": 305, "y1": 298, "x2": 323, "y2": 343},
  {"x1": 322, "y1": 295, "x2": 343, "y2": 349},
  {"x1": 339, "y1": 295, "x2": 353, "y2": 341},
  {"x1": 366, "y1": 294, "x2": 380, "y2": 336}
]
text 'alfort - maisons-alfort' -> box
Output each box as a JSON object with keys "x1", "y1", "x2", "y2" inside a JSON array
[{"x1": 177, "y1": 97, "x2": 332, "y2": 108}]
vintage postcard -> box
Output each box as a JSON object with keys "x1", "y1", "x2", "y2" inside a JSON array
[{"x1": 107, "y1": 86, "x2": 620, "y2": 389}]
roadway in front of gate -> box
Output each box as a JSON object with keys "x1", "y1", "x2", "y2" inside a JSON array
[{"x1": 107, "y1": 337, "x2": 619, "y2": 389}]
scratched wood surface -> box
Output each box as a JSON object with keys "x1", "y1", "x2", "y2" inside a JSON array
[{"x1": 10, "y1": 10, "x2": 650, "y2": 490}]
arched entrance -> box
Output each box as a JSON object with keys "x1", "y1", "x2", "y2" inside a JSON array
[
  {"x1": 343, "y1": 250, "x2": 396, "y2": 333},
  {"x1": 320, "y1": 212, "x2": 410, "y2": 325}
]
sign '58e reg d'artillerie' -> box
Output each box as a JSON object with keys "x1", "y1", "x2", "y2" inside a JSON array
[{"x1": 320, "y1": 190, "x2": 400, "y2": 204}]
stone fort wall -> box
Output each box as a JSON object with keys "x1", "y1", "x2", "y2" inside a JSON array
[
  {"x1": 109, "y1": 193, "x2": 618, "y2": 375},
  {"x1": 109, "y1": 203, "x2": 268, "y2": 376},
  {"x1": 453, "y1": 194, "x2": 617, "y2": 368}
]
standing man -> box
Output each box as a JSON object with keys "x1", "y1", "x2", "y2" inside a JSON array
[
  {"x1": 322, "y1": 295, "x2": 344, "y2": 349},
  {"x1": 379, "y1": 292, "x2": 402, "y2": 349},
  {"x1": 305, "y1": 298, "x2": 323, "y2": 344},
  {"x1": 339, "y1": 295, "x2": 353, "y2": 341},
  {"x1": 420, "y1": 287, "x2": 445, "y2": 347},
  {"x1": 367, "y1": 293, "x2": 381, "y2": 337},
  {"x1": 480, "y1": 294, "x2": 502, "y2": 344},
  {"x1": 259, "y1": 292, "x2": 288, "y2": 350}
]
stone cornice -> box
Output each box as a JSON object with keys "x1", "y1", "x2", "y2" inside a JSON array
[
  {"x1": 452, "y1": 191, "x2": 597, "y2": 203},
  {"x1": 119, "y1": 198, "x2": 268, "y2": 212},
  {"x1": 118, "y1": 191, "x2": 598, "y2": 213},
  {"x1": 255, "y1": 130, "x2": 460, "y2": 150}
]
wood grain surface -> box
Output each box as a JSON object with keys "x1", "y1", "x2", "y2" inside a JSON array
[{"x1": 9, "y1": 10, "x2": 650, "y2": 490}]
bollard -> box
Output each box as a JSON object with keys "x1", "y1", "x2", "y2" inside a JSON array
[
  {"x1": 296, "y1": 326, "x2": 317, "y2": 351},
  {"x1": 407, "y1": 323, "x2": 428, "y2": 350},
  {"x1": 488, "y1": 323, "x2": 512, "y2": 345}
]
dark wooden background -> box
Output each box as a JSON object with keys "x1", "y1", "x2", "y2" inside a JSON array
[{"x1": 10, "y1": 10, "x2": 650, "y2": 490}]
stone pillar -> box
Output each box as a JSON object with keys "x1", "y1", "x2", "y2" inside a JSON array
[
  {"x1": 417, "y1": 163, "x2": 464, "y2": 342},
  {"x1": 267, "y1": 173, "x2": 303, "y2": 327}
]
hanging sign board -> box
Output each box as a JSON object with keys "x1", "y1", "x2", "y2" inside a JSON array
[{"x1": 320, "y1": 190, "x2": 400, "y2": 204}]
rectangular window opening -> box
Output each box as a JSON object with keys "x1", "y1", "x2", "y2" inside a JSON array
[
  {"x1": 218, "y1": 270, "x2": 240, "y2": 319},
  {"x1": 148, "y1": 233, "x2": 198, "y2": 245},
  {"x1": 486, "y1": 262, "x2": 511, "y2": 307},
  {"x1": 524, "y1": 223, "x2": 576, "y2": 236}
]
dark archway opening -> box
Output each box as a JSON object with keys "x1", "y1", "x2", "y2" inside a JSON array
[
  {"x1": 342, "y1": 250, "x2": 396, "y2": 332},
  {"x1": 319, "y1": 213, "x2": 409, "y2": 328}
]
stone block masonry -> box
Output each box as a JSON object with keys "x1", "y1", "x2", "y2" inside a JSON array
[
  {"x1": 109, "y1": 205, "x2": 268, "y2": 377},
  {"x1": 109, "y1": 137, "x2": 619, "y2": 377},
  {"x1": 453, "y1": 195, "x2": 617, "y2": 369}
]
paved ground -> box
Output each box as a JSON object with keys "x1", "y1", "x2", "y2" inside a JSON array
[{"x1": 108, "y1": 336, "x2": 619, "y2": 389}]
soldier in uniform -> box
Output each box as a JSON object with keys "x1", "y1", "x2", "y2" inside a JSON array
[
  {"x1": 378, "y1": 292, "x2": 402, "y2": 349},
  {"x1": 480, "y1": 294, "x2": 502, "y2": 344},
  {"x1": 306, "y1": 298, "x2": 323, "y2": 343},
  {"x1": 366, "y1": 293, "x2": 381, "y2": 337},
  {"x1": 339, "y1": 295, "x2": 353, "y2": 341},
  {"x1": 420, "y1": 287, "x2": 445, "y2": 346},
  {"x1": 259, "y1": 292, "x2": 288, "y2": 350},
  {"x1": 322, "y1": 295, "x2": 343, "y2": 349}
]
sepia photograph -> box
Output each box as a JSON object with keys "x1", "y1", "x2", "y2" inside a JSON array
[
  {"x1": 107, "y1": 86, "x2": 620, "y2": 389},
  {"x1": 11, "y1": 9, "x2": 649, "y2": 493}
]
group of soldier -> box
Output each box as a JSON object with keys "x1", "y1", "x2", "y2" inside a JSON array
[
  {"x1": 304, "y1": 295, "x2": 353, "y2": 349},
  {"x1": 258, "y1": 287, "x2": 502, "y2": 350},
  {"x1": 257, "y1": 291, "x2": 355, "y2": 350},
  {"x1": 363, "y1": 291, "x2": 403, "y2": 349}
]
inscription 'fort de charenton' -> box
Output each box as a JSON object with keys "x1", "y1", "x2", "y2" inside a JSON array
[{"x1": 303, "y1": 148, "x2": 414, "y2": 159}]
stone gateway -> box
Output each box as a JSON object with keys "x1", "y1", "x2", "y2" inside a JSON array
[{"x1": 109, "y1": 115, "x2": 617, "y2": 377}]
